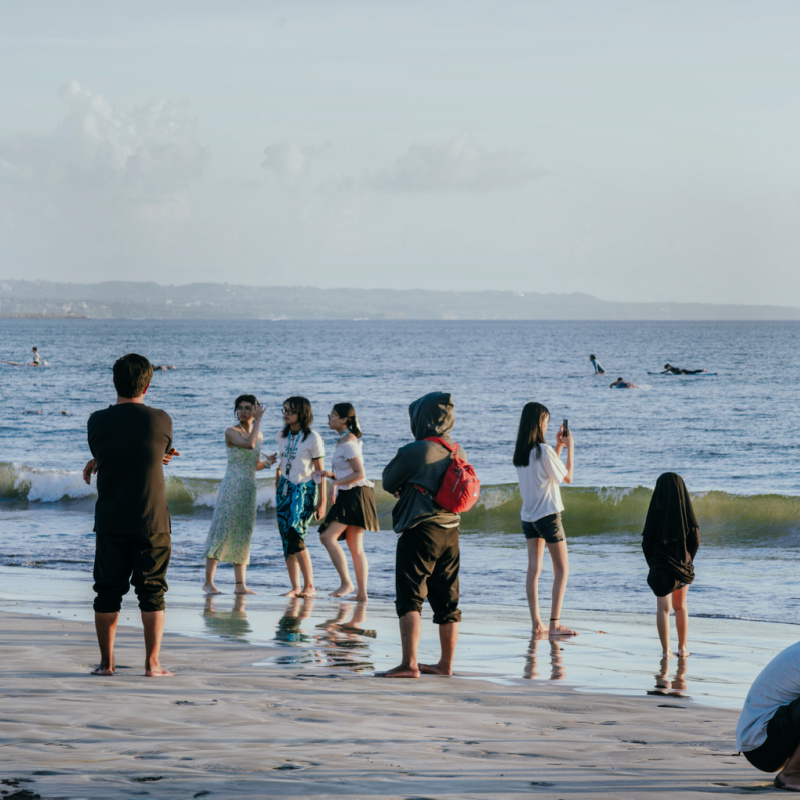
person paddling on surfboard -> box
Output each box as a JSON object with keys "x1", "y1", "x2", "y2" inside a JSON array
[{"x1": 661, "y1": 363, "x2": 706, "y2": 375}]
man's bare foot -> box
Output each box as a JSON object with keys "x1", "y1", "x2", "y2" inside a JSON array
[
  {"x1": 283, "y1": 588, "x2": 302, "y2": 597},
  {"x1": 234, "y1": 586, "x2": 256, "y2": 595},
  {"x1": 419, "y1": 662, "x2": 453, "y2": 676},
  {"x1": 375, "y1": 664, "x2": 421, "y2": 678},
  {"x1": 90, "y1": 665, "x2": 114, "y2": 676},
  {"x1": 330, "y1": 583, "x2": 354, "y2": 598},
  {"x1": 145, "y1": 666, "x2": 175, "y2": 677},
  {"x1": 202, "y1": 583, "x2": 222, "y2": 595},
  {"x1": 300, "y1": 586, "x2": 317, "y2": 598},
  {"x1": 549, "y1": 624, "x2": 578, "y2": 639},
  {"x1": 775, "y1": 772, "x2": 800, "y2": 791},
  {"x1": 677, "y1": 647, "x2": 690, "y2": 657}
]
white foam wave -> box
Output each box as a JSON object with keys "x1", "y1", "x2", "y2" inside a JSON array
[
  {"x1": 15, "y1": 466, "x2": 95, "y2": 502},
  {"x1": 594, "y1": 486, "x2": 636, "y2": 505}
]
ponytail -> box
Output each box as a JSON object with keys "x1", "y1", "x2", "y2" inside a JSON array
[{"x1": 333, "y1": 402, "x2": 362, "y2": 438}]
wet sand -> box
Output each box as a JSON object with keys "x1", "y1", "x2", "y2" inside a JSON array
[{"x1": 0, "y1": 602, "x2": 779, "y2": 800}]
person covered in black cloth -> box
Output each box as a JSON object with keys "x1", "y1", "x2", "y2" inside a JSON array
[
  {"x1": 82, "y1": 353, "x2": 179, "y2": 677},
  {"x1": 642, "y1": 472, "x2": 699, "y2": 658}
]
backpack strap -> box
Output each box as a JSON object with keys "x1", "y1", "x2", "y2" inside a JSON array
[{"x1": 424, "y1": 436, "x2": 457, "y2": 453}]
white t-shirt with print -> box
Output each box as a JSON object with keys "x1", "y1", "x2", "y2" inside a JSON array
[
  {"x1": 516, "y1": 443, "x2": 568, "y2": 523},
  {"x1": 277, "y1": 429, "x2": 325, "y2": 485},
  {"x1": 332, "y1": 436, "x2": 374, "y2": 490}
]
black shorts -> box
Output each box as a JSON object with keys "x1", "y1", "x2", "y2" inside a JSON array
[
  {"x1": 395, "y1": 521, "x2": 461, "y2": 625},
  {"x1": 93, "y1": 530, "x2": 171, "y2": 613},
  {"x1": 744, "y1": 697, "x2": 800, "y2": 772},
  {"x1": 522, "y1": 513, "x2": 566, "y2": 544}
]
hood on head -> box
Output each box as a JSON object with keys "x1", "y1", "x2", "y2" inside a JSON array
[{"x1": 408, "y1": 392, "x2": 454, "y2": 440}]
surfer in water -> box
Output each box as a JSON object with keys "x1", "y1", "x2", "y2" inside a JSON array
[
  {"x1": 610, "y1": 377, "x2": 638, "y2": 389},
  {"x1": 589, "y1": 355, "x2": 605, "y2": 375},
  {"x1": 661, "y1": 363, "x2": 706, "y2": 375}
]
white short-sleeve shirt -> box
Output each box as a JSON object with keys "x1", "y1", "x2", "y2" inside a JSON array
[
  {"x1": 332, "y1": 436, "x2": 374, "y2": 490},
  {"x1": 277, "y1": 429, "x2": 325, "y2": 485},
  {"x1": 516, "y1": 443, "x2": 568, "y2": 523},
  {"x1": 736, "y1": 642, "x2": 800, "y2": 752}
]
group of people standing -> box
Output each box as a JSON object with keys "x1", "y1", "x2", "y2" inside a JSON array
[{"x1": 202, "y1": 395, "x2": 378, "y2": 603}]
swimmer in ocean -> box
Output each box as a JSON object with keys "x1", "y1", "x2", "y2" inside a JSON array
[
  {"x1": 610, "y1": 377, "x2": 638, "y2": 389},
  {"x1": 661, "y1": 363, "x2": 707, "y2": 375},
  {"x1": 590, "y1": 354, "x2": 605, "y2": 375}
]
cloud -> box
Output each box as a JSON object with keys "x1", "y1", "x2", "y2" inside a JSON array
[
  {"x1": 0, "y1": 79, "x2": 205, "y2": 200},
  {"x1": 261, "y1": 141, "x2": 321, "y2": 185},
  {"x1": 367, "y1": 134, "x2": 546, "y2": 192}
]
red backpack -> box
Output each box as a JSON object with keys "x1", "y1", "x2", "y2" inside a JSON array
[{"x1": 423, "y1": 437, "x2": 480, "y2": 513}]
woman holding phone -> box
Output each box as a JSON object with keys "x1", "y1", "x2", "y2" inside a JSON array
[{"x1": 513, "y1": 402, "x2": 577, "y2": 639}]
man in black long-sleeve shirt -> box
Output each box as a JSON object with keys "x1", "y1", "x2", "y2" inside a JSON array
[{"x1": 83, "y1": 353, "x2": 178, "y2": 677}]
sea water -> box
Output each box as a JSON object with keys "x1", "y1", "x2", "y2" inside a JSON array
[{"x1": 1, "y1": 318, "x2": 798, "y2": 705}]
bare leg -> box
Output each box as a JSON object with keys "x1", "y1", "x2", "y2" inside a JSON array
[
  {"x1": 375, "y1": 610, "x2": 421, "y2": 678},
  {"x1": 419, "y1": 621, "x2": 458, "y2": 675},
  {"x1": 672, "y1": 585, "x2": 690, "y2": 656},
  {"x1": 546, "y1": 540, "x2": 577, "y2": 637},
  {"x1": 525, "y1": 538, "x2": 547, "y2": 637},
  {"x1": 346, "y1": 528, "x2": 369, "y2": 602},
  {"x1": 656, "y1": 594, "x2": 673, "y2": 656},
  {"x1": 202, "y1": 558, "x2": 222, "y2": 594},
  {"x1": 283, "y1": 553, "x2": 303, "y2": 596},
  {"x1": 233, "y1": 562, "x2": 256, "y2": 594},
  {"x1": 295, "y1": 547, "x2": 316, "y2": 597},
  {"x1": 319, "y1": 522, "x2": 354, "y2": 597},
  {"x1": 776, "y1": 739, "x2": 800, "y2": 790},
  {"x1": 92, "y1": 611, "x2": 119, "y2": 675},
  {"x1": 141, "y1": 610, "x2": 173, "y2": 677}
]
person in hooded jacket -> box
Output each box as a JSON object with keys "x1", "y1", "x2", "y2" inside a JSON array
[
  {"x1": 642, "y1": 472, "x2": 700, "y2": 658},
  {"x1": 377, "y1": 392, "x2": 466, "y2": 678}
]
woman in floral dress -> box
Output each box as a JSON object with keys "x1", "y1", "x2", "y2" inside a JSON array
[{"x1": 202, "y1": 395, "x2": 276, "y2": 594}]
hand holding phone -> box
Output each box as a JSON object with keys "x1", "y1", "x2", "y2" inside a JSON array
[{"x1": 562, "y1": 419, "x2": 569, "y2": 438}]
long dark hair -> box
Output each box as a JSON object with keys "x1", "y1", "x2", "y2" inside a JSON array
[
  {"x1": 234, "y1": 394, "x2": 258, "y2": 418},
  {"x1": 513, "y1": 402, "x2": 550, "y2": 467},
  {"x1": 282, "y1": 396, "x2": 313, "y2": 441},
  {"x1": 333, "y1": 402, "x2": 362, "y2": 438}
]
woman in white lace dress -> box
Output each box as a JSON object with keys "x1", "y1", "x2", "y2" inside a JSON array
[{"x1": 202, "y1": 395, "x2": 276, "y2": 594}]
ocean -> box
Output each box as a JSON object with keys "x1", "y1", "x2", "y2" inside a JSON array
[{"x1": 1, "y1": 318, "x2": 798, "y2": 706}]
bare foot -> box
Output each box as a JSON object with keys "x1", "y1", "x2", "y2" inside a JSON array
[
  {"x1": 662, "y1": 648, "x2": 673, "y2": 657},
  {"x1": 234, "y1": 586, "x2": 256, "y2": 595},
  {"x1": 355, "y1": 594, "x2": 368, "y2": 603},
  {"x1": 549, "y1": 624, "x2": 578, "y2": 639},
  {"x1": 678, "y1": 647, "x2": 690, "y2": 657},
  {"x1": 202, "y1": 583, "x2": 222, "y2": 595},
  {"x1": 329, "y1": 583, "x2": 354, "y2": 598},
  {"x1": 532, "y1": 624, "x2": 550, "y2": 640},
  {"x1": 375, "y1": 664, "x2": 421, "y2": 678},
  {"x1": 90, "y1": 665, "x2": 114, "y2": 676},
  {"x1": 300, "y1": 586, "x2": 317, "y2": 598},
  {"x1": 145, "y1": 667, "x2": 175, "y2": 677},
  {"x1": 419, "y1": 662, "x2": 453, "y2": 676},
  {"x1": 775, "y1": 772, "x2": 800, "y2": 791},
  {"x1": 283, "y1": 588, "x2": 302, "y2": 597}
]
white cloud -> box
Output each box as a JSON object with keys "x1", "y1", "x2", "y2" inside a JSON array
[
  {"x1": 261, "y1": 141, "x2": 318, "y2": 185},
  {"x1": 367, "y1": 134, "x2": 546, "y2": 192},
  {"x1": 0, "y1": 79, "x2": 205, "y2": 200}
]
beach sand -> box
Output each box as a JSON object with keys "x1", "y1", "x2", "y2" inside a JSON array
[{"x1": 0, "y1": 608, "x2": 773, "y2": 800}]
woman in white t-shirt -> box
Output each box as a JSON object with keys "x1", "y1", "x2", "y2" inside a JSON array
[
  {"x1": 275, "y1": 396, "x2": 326, "y2": 598},
  {"x1": 513, "y1": 402, "x2": 577, "y2": 639},
  {"x1": 315, "y1": 403, "x2": 378, "y2": 602}
]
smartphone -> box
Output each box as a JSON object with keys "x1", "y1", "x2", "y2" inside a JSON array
[{"x1": 562, "y1": 419, "x2": 569, "y2": 437}]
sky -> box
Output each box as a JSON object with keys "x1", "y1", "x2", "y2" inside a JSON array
[{"x1": 1, "y1": 1, "x2": 799, "y2": 305}]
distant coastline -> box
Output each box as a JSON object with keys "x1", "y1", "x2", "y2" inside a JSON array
[{"x1": 2, "y1": 279, "x2": 799, "y2": 321}]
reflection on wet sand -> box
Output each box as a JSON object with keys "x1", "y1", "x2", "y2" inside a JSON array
[
  {"x1": 271, "y1": 599, "x2": 375, "y2": 672},
  {"x1": 524, "y1": 636, "x2": 566, "y2": 681},
  {"x1": 202, "y1": 594, "x2": 252, "y2": 641},
  {"x1": 648, "y1": 655, "x2": 688, "y2": 698}
]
